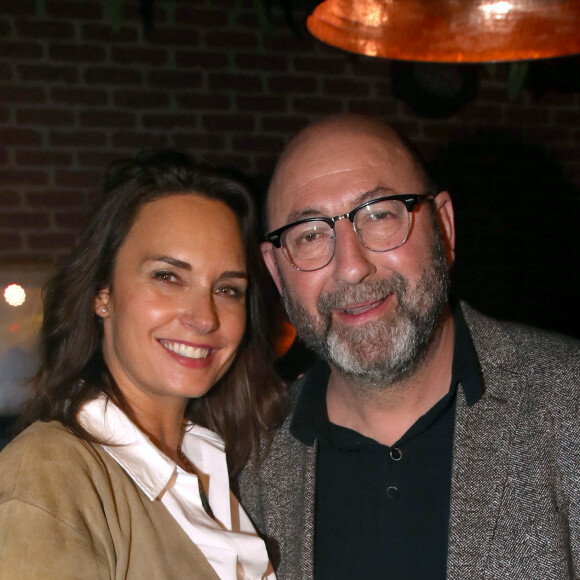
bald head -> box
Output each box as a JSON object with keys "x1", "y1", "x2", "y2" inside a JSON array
[{"x1": 266, "y1": 114, "x2": 434, "y2": 231}]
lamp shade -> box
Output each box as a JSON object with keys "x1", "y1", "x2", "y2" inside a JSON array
[{"x1": 306, "y1": 0, "x2": 580, "y2": 63}]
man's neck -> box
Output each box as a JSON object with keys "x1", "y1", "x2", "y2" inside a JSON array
[{"x1": 325, "y1": 307, "x2": 455, "y2": 447}]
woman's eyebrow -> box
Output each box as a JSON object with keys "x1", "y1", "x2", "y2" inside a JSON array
[{"x1": 146, "y1": 255, "x2": 191, "y2": 270}]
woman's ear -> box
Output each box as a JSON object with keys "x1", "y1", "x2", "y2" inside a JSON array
[{"x1": 94, "y1": 288, "x2": 111, "y2": 318}]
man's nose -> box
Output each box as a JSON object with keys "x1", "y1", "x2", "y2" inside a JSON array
[
  {"x1": 330, "y1": 220, "x2": 376, "y2": 285},
  {"x1": 180, "y1": 292, "x2": 219, "y2": 334}
]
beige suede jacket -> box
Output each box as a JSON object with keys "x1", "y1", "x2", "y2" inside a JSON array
[{"x1": 0, "y1": 421, "x2": 220, "y2": 579}]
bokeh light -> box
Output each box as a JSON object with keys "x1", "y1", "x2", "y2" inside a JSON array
[{"x1": 4, "y1": 283, "x2": 26, "y2": 307}]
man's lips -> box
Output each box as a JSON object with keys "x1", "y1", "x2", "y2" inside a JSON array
[
  {"x1": 338, "y1": 298, "x2": 387, "y2": 316},
  {"x1": 158, "y1": 339, "x2": 213, "y2": 360}
]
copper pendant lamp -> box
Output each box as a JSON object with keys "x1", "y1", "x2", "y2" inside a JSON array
[{"x1": 306, "y1": 0, "x2": 580, "y2": 63}]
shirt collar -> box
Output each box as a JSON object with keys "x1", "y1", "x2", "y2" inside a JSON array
[
  {"x1": 291, "y1": 296, "x2": 484, "y2": 445},
  {"x1": 78, "y1": 396, "x2": 178, "y2": 500}
]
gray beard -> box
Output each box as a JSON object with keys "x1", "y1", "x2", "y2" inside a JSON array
[{"x1": 280, "y1": 230, "x2": 450, "y2": 387}]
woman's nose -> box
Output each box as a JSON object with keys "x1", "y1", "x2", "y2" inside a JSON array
[
  {"x1": 330, "y1": 220, "x2": 376, "y2": 285},
  {"x1": 180, "y1": 293, "x2": 218, "y2": 334}
]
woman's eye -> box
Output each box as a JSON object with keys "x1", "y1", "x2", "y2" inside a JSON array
[
  {"x1": 152, "y1": 270, "x2": 179, "y2": 284},
  {"x1": 216, "y1": 285, "x2": 245, "y2": 300}
]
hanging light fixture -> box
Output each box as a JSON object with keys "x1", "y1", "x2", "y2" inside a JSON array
[{"x1": 306, "y1": 0, "x2": 580, "y2": 63}]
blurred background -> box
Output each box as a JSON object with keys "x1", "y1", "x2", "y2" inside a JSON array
[{"x1": 1, "y1": 0, "x2": 579, "y2": 436}]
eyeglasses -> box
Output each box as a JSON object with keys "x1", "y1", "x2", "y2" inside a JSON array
[{"x1": 266, "y1": 193, "x2": 436, "y2": 271}]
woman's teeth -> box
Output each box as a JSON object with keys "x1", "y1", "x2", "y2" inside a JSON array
[{"x1": 160, "y1": 340, "x2": 210, "y2": 359}]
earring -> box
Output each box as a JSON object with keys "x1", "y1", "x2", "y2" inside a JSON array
[{"x1": 100, "y1": 306, "x2": 107, "y2": 313}]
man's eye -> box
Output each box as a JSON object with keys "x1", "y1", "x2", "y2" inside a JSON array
[{"x1": 296, "y1": 229, "x2": 330, "y2": 245}]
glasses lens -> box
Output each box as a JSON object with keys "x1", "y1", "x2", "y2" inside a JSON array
[
  {"x1": 354, "y1": 199, "x2": 410, "y2": 251},
  {"x1": 281, "y1": 220, "x2": 335, "y2": 271}
]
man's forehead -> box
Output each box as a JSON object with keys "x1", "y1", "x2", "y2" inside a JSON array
[{"x1": 267, "y1": 124, "x2": 422, "y2": 225}]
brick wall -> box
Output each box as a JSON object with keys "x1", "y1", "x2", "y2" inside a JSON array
[{"x1": 1, "y1": 0, "x2": 579, "y2": 335}]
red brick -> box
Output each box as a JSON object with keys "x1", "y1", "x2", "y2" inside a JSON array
[
  {"x1": 84, "y1": 67, "x2": 142, "y2": 86},
  {"x1": 0, "y1": 128, "x2": 43, "y2": 146},
  {"x1": 0, "y1": 233, "x2": 23, "y2": 251},
  {"x1": 0, "y1": 40, "x2": 43, "y2": 60},
  {"x1": 16, "y1": 108, "x2": 76, "y2": 126},
  {"x1": 111, "y1": 131, "x2": 169, "y2": 149},
  {"x1": 28, "y1": 233, "x2": 77, "y2": 249},
  {"x1": 0, "y1": 85, "x2": 46, "y2": 104},
  {"x1": 0, "y1": 62, "x2": 12, "y2": 82},
  {"x1": 27, "y1": 191, "x2": 87, "y2": 208},
  {"x1": 50, "y1": 130, "x2": 107, "y2": 147},
  {"x1": 142, "y1": 113, "x2": 198, "y2": 129},
  {"x1": 79, "y1": 110, "x2": 136, "y2": 128},
  {"x1": 255, "y1": 155, "x2": 280, "y2": 175},
  {"x1": 0, "y1": 0, "x2": 36, "y2": 16},
  {"x1": 54, "y1": 210, "x2": 90, "y2": 229},
  {"x1": 148, "y1": 70, "x2": 203, "y2": 90},
  {"x1": 76, "y1": 151, "x2": 115, "y2": 168},
  {"x1": 323, "y1": 78, "x2": 371, "y2": 97},
  {"x1": 352, "y1": 57, "x2": 393, "y2": 77},
  {"x1": 269, "y1": 75, "x2": 317, "y2": 94},
  {"x1": 554, "y1": 110, "x2": 580, "y2": 126},
  {"x1": 263, "y1": 32, "x2": 314, "y2": 53},
  {"x1": 261, "y1": 115, "x2": 310, "y2": 134},
  {"x1": 50, "y1": 87, "x2": 108, "y2": 106},
  {"x1": 114, "y1": 89, "x2": 169, "y2": 109},
  {"x1": 292, "y1": 97, "x2": 344, "y2": 115},
  {"x1": 235, "y1": 54, "x2": 288, "y2": 72},
  {"x1": 54, "y1": 169, "x2": 101, "y2": 189},
  {"x1": 176, "y1": 92, "x2": 231, "y2": 111},
  {"x1": 203, "y1": 114, "x2": 254, "y2": 132},
  {"x1": 171, "y1": 133, "x2": 226, "y2": 151},
  {"x1": 204, "y1": 30, "x2": 257, "y2": 50},
  {"x1": 15, "y1": 150, "x2": 74, "y2": 166},
  {"x1": 209, "y1": 72, "x2": 263, "y2": 93},
  {"x1": 0, "y1": 192, "x2": 21, "y2": 207},
  {"x1": 50, "y1": 43, "x2": 106, "y2": 63},
  {"x1": 16, "y1": 19, "x2": 75, "y2": 40},
  {"x1": 0, "y1": 169, "x2": 47, "y2": 186},
  {"x1": 175, "y1": 51, "x2": 229, "y2": 69},
  {"x1": 0, "y1": 211, "x2": 50, "y2": 228},
  {"x1": 81, "y1": 23, "x2": 139, "y2": 43},
  {"x1": 147, "y1": 28, "x2": 201, "y2": 46},
  {"x1": 175, "y1": 6, "x2": 228, "y2": 27},
  {"x1": 231, "y1": 135, "x2": 285, "y2": 154},
  {"x1": 294, "y1": 56, "x2": 346, "y2": 75},
  {"x1": 204, "y1": 153, "x2": 251, "y2": 173},
  {"x1": 19, "y1": 63, "x2": 80, "y2": 83},
  {"x1": 46, "y1": 0, "x2": 102, "y2": 19},
  {"x1": 111, "y1": 46, "x2": 169, "y2": 66},
  {"x1": 347, "y1": 100, "x2": 398, "y2": 117},
  {"x1": 237, "y1": 95, "x2": 286, "y2": 113}
]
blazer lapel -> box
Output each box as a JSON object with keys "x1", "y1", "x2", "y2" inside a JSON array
[{"x1": 447, "y1": 306, "x2": 528, "y2": 579}]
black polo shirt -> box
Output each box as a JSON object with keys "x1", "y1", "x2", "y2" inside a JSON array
[{"x1": 290, "y1": 301, "x2": 483, "y2": 579}]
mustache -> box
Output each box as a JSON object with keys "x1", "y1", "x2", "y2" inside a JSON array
[{"x1": 317, "y1": 275, "x2": 407, "y2": 315}]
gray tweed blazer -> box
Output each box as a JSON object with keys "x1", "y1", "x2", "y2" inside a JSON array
[{"x1": 238, "y1": 303, "x2": 580, "y2": 579}]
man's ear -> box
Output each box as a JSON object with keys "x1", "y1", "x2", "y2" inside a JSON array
[
  {"x1": 94, "y1": 288, "x2": 111, "y2": 318},
  {"x1": 261, "y1": 242, "x2": 283, "y2": 295},
  {"x1": 435, "y1": 191, "x2": 455, "y2": 265}
]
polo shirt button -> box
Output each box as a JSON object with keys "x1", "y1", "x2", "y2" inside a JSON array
[
  {"x1": 390, "y1": 447, "x2": 402, "y2": 461},
  {"x1": 386, "y1": 485, "x2": 399, "y2": 499}
]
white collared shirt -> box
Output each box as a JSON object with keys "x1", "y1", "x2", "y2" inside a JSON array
[{"x1": 79, "y1": 396, "x2": 275, "y2": 580}]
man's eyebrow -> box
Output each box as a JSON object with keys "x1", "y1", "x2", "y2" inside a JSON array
[{"x1": 283, "y1": 186, "x2": 397, "y2": 223}]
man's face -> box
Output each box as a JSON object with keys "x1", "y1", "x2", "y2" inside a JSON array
[{"x1": 262, "y1": 121, "x2": 455, "y2": 386}]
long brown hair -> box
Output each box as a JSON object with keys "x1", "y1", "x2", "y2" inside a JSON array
[{"x1": 21, "y1": 149, "x2": 288, "y2": 476}]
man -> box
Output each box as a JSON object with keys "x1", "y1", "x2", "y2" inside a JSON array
[{"x1": 238, "y1": 114, "x2": 579, "y2": 579}]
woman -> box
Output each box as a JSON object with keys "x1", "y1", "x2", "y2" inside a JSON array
[{"x1": 0, "y1": 150, "x2": 287, "y2": 579}]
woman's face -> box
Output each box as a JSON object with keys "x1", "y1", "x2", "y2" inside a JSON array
[{"x1": 95, "y1": 193, "x2": 248, "y2": 411}]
